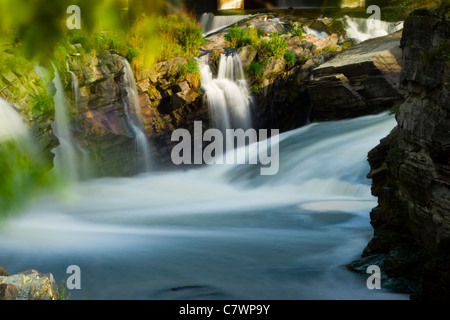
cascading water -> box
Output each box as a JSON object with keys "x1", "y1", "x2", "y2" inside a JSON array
[
  {"x1": 67, "y1": 62, "x2": 80, "y2": 110},
  {"x1": 200, "y1": 13, "x2": 250, "y2": 37},
  {"x1": 120, "y1": 57, "x2": 152, "y2": 173},
  {"x1": 0, "y1": 112, "x2": 409, "y2": 300},
  {"x1": 66, "y1": 62, "x2": 93, "y2": 180},
  {"x1": 341, "y1": 15, "x2": 404, "y2": 43},
  {"x1": 0, "y1": 98, "x2": 28, "y2": 142},
  {"x1": 51, "y1": 65, "x2": 79, "y2": 184},
  {"x1": 199, "y1": 52, "x2": 252, "y2": 133},
  {"x1": 0, "y1": 98, "x2": 51, "y2": 213},
  {"x1": 303, "y1": 25, "x2": 329, "y2": 40}
]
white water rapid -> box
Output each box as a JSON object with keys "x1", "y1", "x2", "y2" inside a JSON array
[
  {"x1": 342, "y1": 15, "x2": 404, "y2": 43},
  {"x1": 0, "y1": 112, "x2": 408, "y2": 300}
]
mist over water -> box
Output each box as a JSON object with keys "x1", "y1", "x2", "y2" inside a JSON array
[{"x1": 0, "y1": 112, "x2": 408, "y2": 300}]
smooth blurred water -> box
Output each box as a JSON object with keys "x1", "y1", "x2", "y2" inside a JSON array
[
  {"x1": 0, "y1": 112, "x2": 408, "y2": 300},
  {"x1": 341, "y1": 16, "x2": 404, "y2": 43},
  {"x1": 200, "y1": 52, "x2": 252, "y2": 132}
]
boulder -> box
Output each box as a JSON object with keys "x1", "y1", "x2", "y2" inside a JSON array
[
  {"x1": 307, "y1": 31, "x2": 403, "y2": 120},
  {"x1": 262, "y1": 57, "x2": 286, "y2": 79},
  {"x1": 0, "y1": 269, "x2": 58, "y2": 300},
  {"x1": 238, "y1": 46, "x2": 258, "y2": 69}
]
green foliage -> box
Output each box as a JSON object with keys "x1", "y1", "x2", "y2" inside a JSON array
[
  {"x1": 290, "y1": 24, "x2": 304, "y2": 38},
  {"x1": 152, "y1": 14, "x2": 205, "y2": 62},
  {"x1": 53, "y1": 12, "x2": 205, "y2": 72},
  {"x1": 32, "y1": 91, "x2": 54, "y2": 114},
  {"x1": 340, "y1": 39, "x2": 354, "y2": 51},
  {"x1": 257, "y1": 28, "x2": 266, "y2": 37},
  {"x1": 179, "y1": 57, "x2": 200, "y2": 82},
  {"x1": 284, "y1": 51, "x2": 296, "y2": 65},
  {"x1": 225, "y1": 27, "x2": 261, "y2": 48},
  {"x1": 260, "y1": 33, "x2": 288, "y2": 59},
  {"x1": 0, "y1": 139, "x2": 54, "y2": 217},
  {"x1": 245, "y1": 60, "x2": 265, "y2": 92},
  {"x1": 318, "y1": 45, "x2": 338, "y2": 55},
  {"x1": 126, "y1": 47, "x2": 141, "y2": 63},
  {"x1": 225, "y1": 27, "x2": 248, "y2": 48},
  {"x1": 56, "y1": 281, "x2": 72, "y2": 300},
  {"x1": 247, "y1": 61, "x2": 264, "y2": 82}
]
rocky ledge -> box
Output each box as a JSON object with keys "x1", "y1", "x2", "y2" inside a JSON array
[
  {"x1": 348, "y1": 5, "x2": 450, "y2": 300},
  {"x1": 0, "y1": 267, "x2": 59, "y2": 300},
  {"x1": 308, "y1": 31, "x2": 403, "y2": 120}
]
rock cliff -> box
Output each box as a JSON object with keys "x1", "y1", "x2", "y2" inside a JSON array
[
  {"x1": 66, "y1": 51, "x2": 204, "y2": 174},
  {"x1": 0, "y1": 52, "x2": 57, "y2": 166},
  {"x1": 349, "y1": 5, "x2": 450, "y2": 300}
]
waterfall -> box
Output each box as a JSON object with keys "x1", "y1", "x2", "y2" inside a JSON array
[
  {"x1": 200, "y1": 13, "x2": 251, "y2": 37},
  {"x1": 120, "y1": 57, "x2": 152, "y2": 173},
  {"x1": 199, "y1": 52, "x2": 252, "y2": 133},
  {"x1": 342, "y1": 16, "x2": 404, "y2": 43},
  {"x1": 51, "y1": 65, "x2": 79, "y2": 184},
  {"x1": 67, "y1": 61, "x2": 80, "y2": 110},
  {"x1": 0, "y1": 98, "x2": 28, "y2": 143},
  {"x1": 0, "y1": 98, "x2": 51, "y2": 214},
  {"x1": 303, "y1": 25, "x2": 329, "y2": 40},
  {"x1": 66, "y1": 62, "x2": 93, "y2": 180}
]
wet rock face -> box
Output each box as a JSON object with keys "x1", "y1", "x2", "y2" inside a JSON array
[
  {"x1": 355, "y1": 5, "x2": 450, "y2": 300},
  {"x1": 66, "y1": 51, "x2": 204, "y2": 172},
  {"x1": 67, "y1": 52, "x2": 142, "y2": 176},
  {"x1": 134, "y1": 57, "x2": 205, "y2": 166}
]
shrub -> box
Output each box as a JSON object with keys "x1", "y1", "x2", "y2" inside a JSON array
[
  {"x1": 225, "y1": 27, "x2": 248, "y2": 48},
  {"x1": 290, "y1": 24, "x2": 304, "y2": 38},
  {"x1": 284, "y1": 51, "x2": 296, "y2": 65},
  {"x1": 246, "y1": 60, "x2": 264, "y2": 85},
  {"x1": 260, "y1": 33, "x2": 288, "y2": 59},
  {"x1": 318, "y1": 45, "x2": 338, "y2": 55},
  {"x1": 340, "y1": 40, "x2": 354, "y2": 50},
  {"x1": 60, "y1": 13, "x2": 205, "y2": 69},
  {"x1": 225, "y1": 27, "x2": 262, "y2": 48},
  {"x1": 257, "y1": 28, "x2": 266, "y2": 37},
  {"x1": 126, "y1": 47, "x2": 141, "y2": 63},
  {"x1": 179, "y1": 57, "x2": 200, "y2": 81}
]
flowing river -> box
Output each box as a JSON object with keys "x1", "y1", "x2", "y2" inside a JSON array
[{"x1": 0, "y1": 112, "x2": 408, "y2": 300}]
